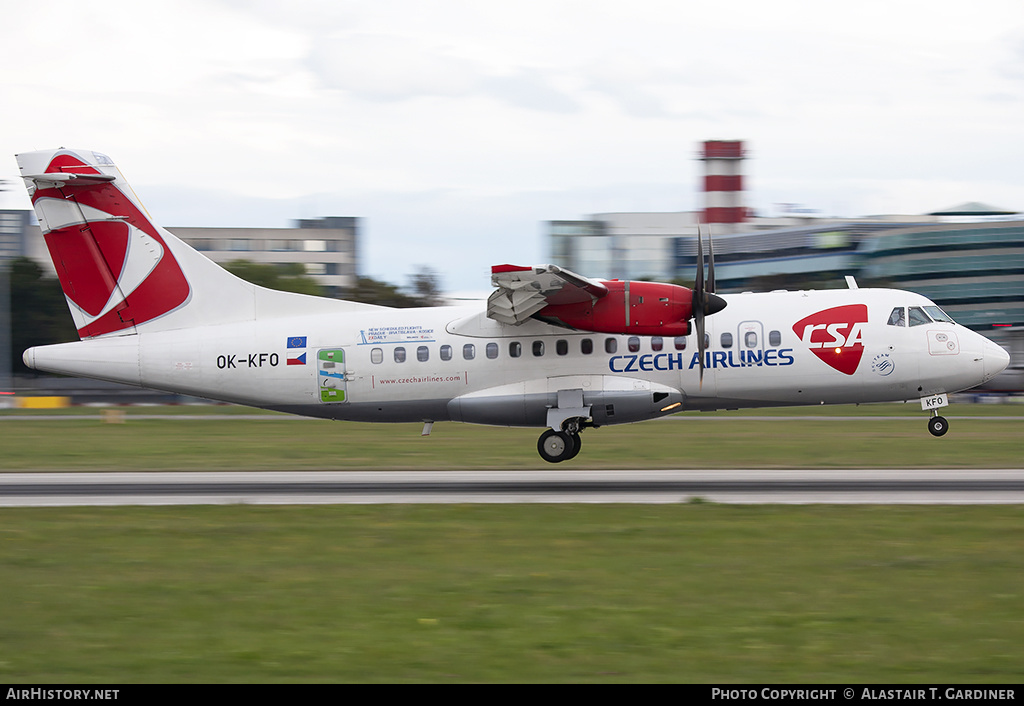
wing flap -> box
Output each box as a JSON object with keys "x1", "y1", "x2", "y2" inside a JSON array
[
  {"x1": 487, "y1": 264, "x2": 608, "y2": 326},
  {"x1": 486, "y1": 287, "x2": 549, "y2": 325}
]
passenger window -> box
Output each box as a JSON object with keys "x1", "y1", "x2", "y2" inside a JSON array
[
  {"x1": 556, "y1": 339, "x2": 568, "y2": 356},
  {"x1": 908, "y1": 307, "x2": 931, "y2": 327},
  {"x1": 674, "y1": 336, "x2": 687, "y2": 351},
  {"x1": 581, "y1": 338, "x2": 593, "y2": 355},
  {"x1": 486, "y1": 342, "x2": 499, "y2": 359},
  {"x1": 744, "y1": 332, "x2": 757, "y2": 348},
  {"x1": 509, "y1": 341, "x2": 522, "y2": 358},
  {"x1": 394, "y1": 347, "x2": 406, "y2": 363},
  {"x1": 605, "y1": 338, "x2": 617, "y2": 354},
  {"x1": 533, "y1": 341, "x2": 545, "y2": 357},
  {"x1": 463, "y1": 344, "x2": 475, "y2": 360},
  {"x1": 651, "y1": 336, "x2": 664, "y2": 351},
  {"x1": 370, "y1": 348, "x2": 383, "y2": 364},
  {"x1": 628, "y1": 336, "x2": 641, "y2": 353},
  {"x1": 440, "y1": 345, "x2": 452, "y2": 361},
  {"x1": 721, "y1": 332, "x2": 733, "y2": 348},
  {"x1": 887, "y1": 307, "x2": 906, "y2": 327},
  {"x1": 417, "y1": 346, "x2": 429, "y2": 362},
  {"x1": 769, "y1": 330, "x2": 781, "y2": 346}
]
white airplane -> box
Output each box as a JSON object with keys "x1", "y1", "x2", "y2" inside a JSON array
[{"x1": 16, "y1": 148, "x2": 1011, "y2": 462}]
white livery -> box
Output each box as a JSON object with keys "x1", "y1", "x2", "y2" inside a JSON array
[{"x1": 17, "y1": 149, "x2": 1010, "y2": 462}]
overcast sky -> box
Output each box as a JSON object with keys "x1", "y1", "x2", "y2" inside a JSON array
[{"x1": 2, "y1": 0, "x2": 1022, "y2": 292}]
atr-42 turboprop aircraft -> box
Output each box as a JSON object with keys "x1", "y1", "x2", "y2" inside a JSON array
[{"x1": 17, "y1": 148, "x2": 1011, "y2": 462}]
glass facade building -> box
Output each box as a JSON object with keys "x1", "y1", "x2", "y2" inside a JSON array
[
  {"x1": 860, "y1": 221, "x2": 1024, "y2": 330},
  {"x1": 550, "y1": 214, "x2": 1024, "y2": 331}
]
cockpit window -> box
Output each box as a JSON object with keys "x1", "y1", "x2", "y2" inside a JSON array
[
  {"x1": 908, "y1": 307, "x2": 932, "y2": 327},
  {"x1": 924, "y1": 306, "x2": 955, "y2": 324},
  {"x1": 887, "y1": 307, "x2": 906, "y2": 327}
]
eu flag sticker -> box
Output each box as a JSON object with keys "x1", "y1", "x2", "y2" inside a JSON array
[{"x1": 287, "y1": 336, "x2": 307, "y2": 349}]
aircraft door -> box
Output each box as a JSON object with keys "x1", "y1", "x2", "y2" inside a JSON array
[
  {"x1": 697, "y1": 317, "x2": 718, "y2": 396},
  {"x1": 738, "y1": 320, "x2": 765, "y2": 365},
  {"x1": 317, "y1": 348, "x2": 350, "y2": 403}
]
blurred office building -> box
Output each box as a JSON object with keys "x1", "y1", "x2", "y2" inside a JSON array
[{"x1": 171, "y1": 217, "x2": 360, "y2": 297}]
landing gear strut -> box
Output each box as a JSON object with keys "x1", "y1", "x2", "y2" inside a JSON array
[
  {"x1": 537, "y1": 420, "x2": 584, "y2": 463},
  {"x1": 927, "y1": 412, "x2": 948, "y2": 437}
]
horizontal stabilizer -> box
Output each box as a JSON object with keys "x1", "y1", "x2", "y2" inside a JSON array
[{"x1": 22, "y1": 172, "x2": 117, "y2": 187}]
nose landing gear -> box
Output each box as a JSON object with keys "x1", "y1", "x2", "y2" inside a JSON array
[
  {"x1": 927, "y1": 411, "x2": 948, "y2": 437},
  {"x1": 921, "y1": 393, "x2": 950, "y2": 437}
]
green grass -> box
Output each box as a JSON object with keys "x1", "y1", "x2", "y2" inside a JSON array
[
  {"x1": 2, "y1": 405, "x2": 1022, "y2": 682},
  {"x1": 1, "y1": 505, "x2": 1023, "y2": 682},
  {"x1": 0, "y1": 403, "x2": 1022, "y2": 470}
]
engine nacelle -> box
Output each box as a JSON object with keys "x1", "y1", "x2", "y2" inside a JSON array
[{"x1": 537, "y1": 280, "x2": 694, "y2": 336}]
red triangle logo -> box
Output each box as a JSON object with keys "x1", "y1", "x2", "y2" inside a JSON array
[{"x1": 792, "y1": 304, "x2": 868, "y2": 375}]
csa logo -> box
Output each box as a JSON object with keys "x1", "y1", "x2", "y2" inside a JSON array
[{"x1": 792, "y1": 304, "x2": 868, "y2": 376}]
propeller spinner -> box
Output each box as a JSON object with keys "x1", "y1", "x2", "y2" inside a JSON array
[{"x1": 693, "y1": 223, "x2": 727, "y2": 386}]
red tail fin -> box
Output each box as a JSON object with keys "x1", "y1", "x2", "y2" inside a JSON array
[{"x1": 18, "y1": 149, "x2": 191, "y2": 338}]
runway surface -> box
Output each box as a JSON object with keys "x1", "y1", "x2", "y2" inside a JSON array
[
  {"x1": 3, "y1": 469, "x2": 1024, "y2": 506},
  {"x1": 3, "y1": 414, "x2": 1024, "y2": 421}
]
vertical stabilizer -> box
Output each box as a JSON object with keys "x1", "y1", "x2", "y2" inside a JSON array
[{"x1": 17, "y1": 149, "x2": 200, "y2": 338}]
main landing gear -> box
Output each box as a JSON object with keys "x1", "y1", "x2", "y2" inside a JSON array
[{"x1": 537, "y1": 418, "x2": 586, "y2": 463}]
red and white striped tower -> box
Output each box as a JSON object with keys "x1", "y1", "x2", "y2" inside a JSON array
[{"x1": 700, "y1": 140, "x2": 746, "y2": 233}]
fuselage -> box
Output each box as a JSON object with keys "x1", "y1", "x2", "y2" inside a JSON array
[{"x1": 25, "y1": 287, "x2": 1008, "y2": 428}]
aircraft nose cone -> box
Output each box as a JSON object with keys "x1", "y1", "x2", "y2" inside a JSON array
[{"x1": 983, "y1": 338, "x2": 1010, "y2": 381}]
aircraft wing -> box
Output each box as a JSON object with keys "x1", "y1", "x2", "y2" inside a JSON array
[{"x1": 487, "y1": 264, "x2": 608, "y2": 325}]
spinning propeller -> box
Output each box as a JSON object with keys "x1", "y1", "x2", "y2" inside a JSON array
[{"x1": 692, "y1": 223, "x2": 727, "y2": 386}]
